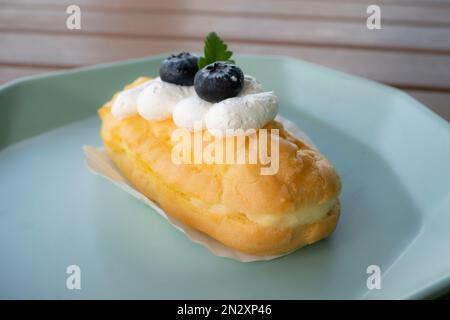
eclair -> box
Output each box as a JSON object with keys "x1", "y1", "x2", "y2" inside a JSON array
[{"x1": 99, "y1": 35, "x2": 341, "y2": 256}]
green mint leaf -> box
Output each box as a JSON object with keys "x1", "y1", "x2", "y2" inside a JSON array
[{"x1": 197, "y1": 32, "x2": 234, "y2": 69}]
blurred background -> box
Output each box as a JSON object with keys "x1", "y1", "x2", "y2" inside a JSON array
[{"x1": 1, "y1": 0, "x2": 449, "y2": 121}]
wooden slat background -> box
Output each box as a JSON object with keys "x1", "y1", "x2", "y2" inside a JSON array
[{"x1": 1, "y1": 0, "x2": 449, "y2": 120}]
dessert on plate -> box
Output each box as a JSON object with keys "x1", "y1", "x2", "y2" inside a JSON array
[{"x1": 98, "y1": 33, "x2": 341, "y2": 256}]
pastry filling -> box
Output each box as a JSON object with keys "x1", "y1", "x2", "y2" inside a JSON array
[
  {"x1": 192, "y1": 198, "x2": 336, "y2": 228},
  {"x1": 110, "y1": 139, "x2": 335, "y2": 229}
]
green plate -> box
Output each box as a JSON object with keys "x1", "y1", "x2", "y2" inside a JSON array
[{"x1": 1, "y1": 55, "x2": 450, "y2": 299}]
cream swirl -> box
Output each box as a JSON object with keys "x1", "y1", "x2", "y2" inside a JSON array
[
  {"x1": 111, "y1": 81, "x2": 150, "y2": 119},
  {"x1": 204, "y1": 91, "x2": 278, "y2": 136},
  {"x1": 111, "y1": 75, "x2": 278, "y2": 136},
  {"x1": 172, "y1": 95, "x2": 211, "y2": 131},
  {"x1": 137, "y1": 77, "x2": 195, "y2": 121},
  {"x1": 172, "y1": 75, "x2": 277, "y2": 135}
]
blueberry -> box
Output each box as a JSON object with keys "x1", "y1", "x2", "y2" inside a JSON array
[
  {"x1": 194, "y1": 62, "x2": 244, "y2": 103},
  {"x1": 159, "y1": 52, "x2": 199, "y2": 86}
]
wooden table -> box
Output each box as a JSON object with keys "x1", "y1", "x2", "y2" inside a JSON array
[{"x1": 1, "y1": 0, "x2": 449, "y2": 121}]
